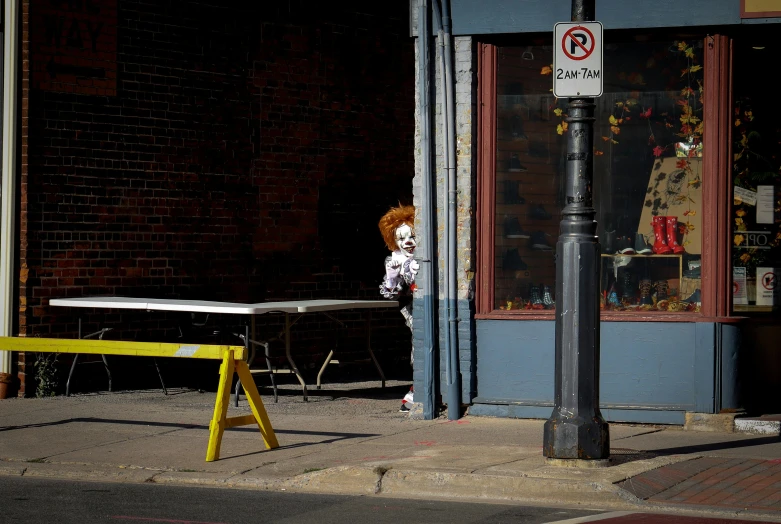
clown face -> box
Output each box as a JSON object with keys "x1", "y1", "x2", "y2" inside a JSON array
[{"x1": 395, "y1": 223, "x2": 416, "y2": 257}]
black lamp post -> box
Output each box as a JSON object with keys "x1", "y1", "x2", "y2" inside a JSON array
[{"x1": 542, "y1": 0, "x2": 610, "y2": 463}]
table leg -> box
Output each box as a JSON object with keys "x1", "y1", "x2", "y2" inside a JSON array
[
  {"x1": 284, "y1": 312, "x2": 308, "y2": 401},
  {"x1": 66, "y1": 353, "x2": 79, "y2": 397},
  {"x1": 316, "y1": 349, "x2": 334, "y2": 390},
  {"x1": 233, "y1": 325, "x2": 251, "y2": 407},
  {"x1": 366, "y1": 311, "x2": 386, "y2": 388}
]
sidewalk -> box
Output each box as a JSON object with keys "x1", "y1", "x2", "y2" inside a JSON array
[{"x1": 1, "y1": 378, "x2": 780, "y2": 522}]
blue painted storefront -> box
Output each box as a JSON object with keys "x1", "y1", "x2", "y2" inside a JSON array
[
  {"x1": 470, "y1": 320, "x2": 742, "y2": 424},
  {"x1": 412, "y1": 0, "x2": 780, "y2": 422}
]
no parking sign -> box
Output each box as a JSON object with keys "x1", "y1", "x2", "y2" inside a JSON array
[
  {"x1": 553, "y1": 21, "x2": 603, "y2": 97},
  {"x1": 756, "y1": 267, "x2": 780, "y2": 306}
]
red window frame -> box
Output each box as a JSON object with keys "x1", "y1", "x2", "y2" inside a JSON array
[{"x1": 476, "y1": 38, "x2": 736, "y2": 322}]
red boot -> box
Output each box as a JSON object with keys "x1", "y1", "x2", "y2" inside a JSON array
[
  {"x1": 665, "y1": 216, "x2": 685, "y2": 254},
  {"x1": 651, "y1": 216, "x2": 672, "y2": 254}
]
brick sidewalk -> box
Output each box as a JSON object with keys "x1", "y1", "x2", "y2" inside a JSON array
[{"x1": 619, "y1": 457, "x2": 781, "y2": 513}]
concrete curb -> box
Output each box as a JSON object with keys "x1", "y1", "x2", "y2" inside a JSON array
[
  {"x1": 13, "y1": 462, "x2": 158, "y2": 483},
  {"x1": 735, "y1": 418, "x2": 781, "y2": 436},
  {"x1": 3, "y1": 460, "x2": 781, "y2": 522}
]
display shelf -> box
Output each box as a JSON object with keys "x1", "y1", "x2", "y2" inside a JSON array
[{"x1": 599, "y1": 253, "x2": 699, "y2": 312}]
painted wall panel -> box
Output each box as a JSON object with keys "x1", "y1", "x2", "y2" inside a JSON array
[
  {"x1": 601, "y1": 323, "x2": 696, "y2": 408},
  {"x1": 476, "y1": 320, "x2": 700, "y2": 411},
  {"x1": 719, "y1": 323, "x2": 742, "y2": 411},
  {"x1": 452, "y1": 0, "x2": 752, "y2": 35},
  {"x1": 476, "y1": 320, "x2": 555, "y2": 403},
  {"x1": 694, "y1": 322, "x2": 716, "y2": 413}
]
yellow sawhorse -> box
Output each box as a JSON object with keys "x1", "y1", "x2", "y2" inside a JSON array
[{"x1": 0, "y1": 337, "x2": 279, "y2": 461}]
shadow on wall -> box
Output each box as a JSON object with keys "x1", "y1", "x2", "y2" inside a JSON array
[
  {"x1": 740, "y1": 318, "x2": 781, "y2": 415},
  {"x1": 319, "y1": 177, "x2": 412, "y2": 287}
]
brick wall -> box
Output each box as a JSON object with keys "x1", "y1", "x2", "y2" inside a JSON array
[{"x1": 17, "y1": 0, "x2": 415, "y2": 395}]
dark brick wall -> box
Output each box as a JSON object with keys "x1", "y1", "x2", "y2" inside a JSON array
[{"x1": 18, "y1": 0, "x2": 414, "y2": 394}]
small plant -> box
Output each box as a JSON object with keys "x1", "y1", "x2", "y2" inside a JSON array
[
  {"x1": 34, "y1": 353, "x2": 60, "y2": 398},
  {"x1": 27, "y1": 457, "x2": 47, "y2": 463},
  {"x1": 303, "y1": 467, "x2": 324, "y2": 474}
]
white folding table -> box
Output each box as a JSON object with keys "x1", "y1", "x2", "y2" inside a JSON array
[{"x1": 49, "y1": 297, "x2": 399, "y2": 401}]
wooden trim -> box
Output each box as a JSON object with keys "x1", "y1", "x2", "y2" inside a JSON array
[
  {"x1": 702, "y1": 35, "x2": 732, "y2": 318},
  {"x1": 740, "y1": 0, "x2": 781, "y2": 18},
  {"x1": 702, "y1": 35, "x2": 716, "y2": 318},
  {"x1": 717, "y1": 35, "x2": 733, "y2": 318},
  {"x1": 476, "y1": 43, "x2": 498, "y2": 314},
  {"x1": 476, "y1": 312, "x2": 745, "y2": 323},
  {"x1": 476, "y1": 311, "x2": 555, "y2": 321},
  {"x1": 725, "y1": 39, "x2": 735, "y2": 315}
]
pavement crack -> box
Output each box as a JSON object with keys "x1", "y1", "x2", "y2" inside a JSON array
[
  {"x1": 612, "y1": 428, "x2": 665, "y2": 441},
  {"x1": 373, "y1": 466, "x2": 389, "y2": 494}
]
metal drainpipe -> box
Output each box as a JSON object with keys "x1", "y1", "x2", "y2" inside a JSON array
[
  {"x1": 1, "y1": 0, "x2": 19, "y2": 374},
  {"x1": 440, "y1": 0, "x2": 460, "y2": 420},
  {"x1": 417, "y1": 0, "x2": 438, "y2": 420}
]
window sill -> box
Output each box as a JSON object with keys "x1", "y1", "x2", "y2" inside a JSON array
[{"x1": 476, "y1": 310, "x2": 745, "y2": 323}]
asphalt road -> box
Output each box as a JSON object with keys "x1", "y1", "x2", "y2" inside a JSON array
[{"x1": 1, "y1": 476, "x2": 599, "y2": 524}]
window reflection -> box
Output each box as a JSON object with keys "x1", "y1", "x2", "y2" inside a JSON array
[{"x1": 495, "y1": 37, "x2": 704, "y2": 313}]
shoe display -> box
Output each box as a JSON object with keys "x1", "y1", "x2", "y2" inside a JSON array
[
  {"x1": 607, "y1": 283, "x2": 621, "y2": 308},
  {"x1": 511, "y1": 114, "x2": 527, "y2": 141},
  {"x1": 665, "y1": 216, "x2": 686, "y2": 254},
  {"x1": 601, "y1": 229, "x2": 616, "y2": 254},
  {"x1": 508, "y1": 153, "x2": 527, "y2": 172},
  {"x1": 616, "y1": 236, "x2": 636, "y2": 255},
  {"x1": 633, "y1": 233, "x2": 652, "y2": 255},
  {"x1": 528, "y1": 284, "x2": 544, "y2": 309},
  {"x1": 651, "y1": 216, "x2": 672, "y2": 254},
  {"x1": 503, "y1": 180, "x2": 526, "y2": 204},
  {"x1": 503, "y1": 248, "x2": 528, "y2": 271},
  {"x1": 639, "y1": 278, "x2": 653, "y2": 306},
  {"x1": 503, "y1": 216, "x2": 530, "y2": 239},
  {"x1": 654, "y1": 280, "x2": 669, "y2": 301},
  {"x1": 621, "y1": 271, "x2": 636, "y2": 302},
  {"x1": 683, "y1": 288, "x2": 701, "y2": 303},
  {"x1": 529, "y1": 205, "x2": 552, "y2": 220},
  {"x1": 542, "y1": 285, "x2": 555, "y2": 309},
  {"x1": 530, "y1": 231, "x2": 553, "y2": 250},
  {"x1": 399, "y1": 404, "x2": 410, "y2": 412},
  {"x1": 683, "y1": 254, "x2": 701, "y2": 278}
]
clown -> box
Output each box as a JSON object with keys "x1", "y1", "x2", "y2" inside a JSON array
[{"x1": 378, "y1": 204, "x2": 418, "y2": 412}]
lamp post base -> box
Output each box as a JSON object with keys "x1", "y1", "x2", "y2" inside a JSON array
[
  {"x1": 545, "y1": 457, "x2": 610, "y2": 468},
  {"x1": 543, "y1": 414, "x2": 610, "y2": 460}
]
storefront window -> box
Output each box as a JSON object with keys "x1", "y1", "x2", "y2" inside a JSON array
[
  {"x1": 495, "y1": 37, "x2": 704, "y2": 313},
  {"x1": 731, "y1": 38, "x2": 781, "y2": 313}
]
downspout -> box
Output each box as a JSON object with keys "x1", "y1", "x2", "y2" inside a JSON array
[
  {"x1": 417, "y1": 0, "x2": 437, "y2": 420},
  {"x1": 440, "y1": 0, "x2": 460, "y2": 420},
  {"x1": 1, "y1": 0, "x2": 19, "y2": 375}
]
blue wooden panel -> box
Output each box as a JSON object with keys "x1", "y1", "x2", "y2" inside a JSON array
[
  {"x1": 476, "y1": 320, "x2": 555, "y2": 402},
  {"x1": 476, "y1": 320, "x2": 701, "y2": 413},
  {"x1": 601, "y1": 322, "x2": 696, "y2": 409},
  {"x1": 694, "y1": 323, "x2": 716, "y2": 413},
  {"x1": 452, "y1": 0, "x2": 753, "y2": 35},
  {"x1": 719, "y1": 323, "x2": 742, "y2": 411}
]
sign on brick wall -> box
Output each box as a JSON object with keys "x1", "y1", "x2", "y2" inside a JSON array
[{"x1": 31, "y1": 0, "x2": 117, "y2": 96}]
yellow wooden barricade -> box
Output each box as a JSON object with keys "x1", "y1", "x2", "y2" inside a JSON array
[{"x1": 0, "y1": 337, "x2": 279, "y2": 461}]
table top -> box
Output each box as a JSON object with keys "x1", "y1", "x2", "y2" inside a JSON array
[{"x1": 49, "y1": 297, "x2": 399, "y2": 315}]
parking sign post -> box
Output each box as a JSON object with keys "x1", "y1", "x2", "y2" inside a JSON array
[{"x1": 543, "y1": 0, "x2": 610, "y2": 465}]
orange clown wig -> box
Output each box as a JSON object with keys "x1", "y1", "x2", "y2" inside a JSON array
[{"x1": 378, "y1": 204, "x2": 415, "y2": 252}]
